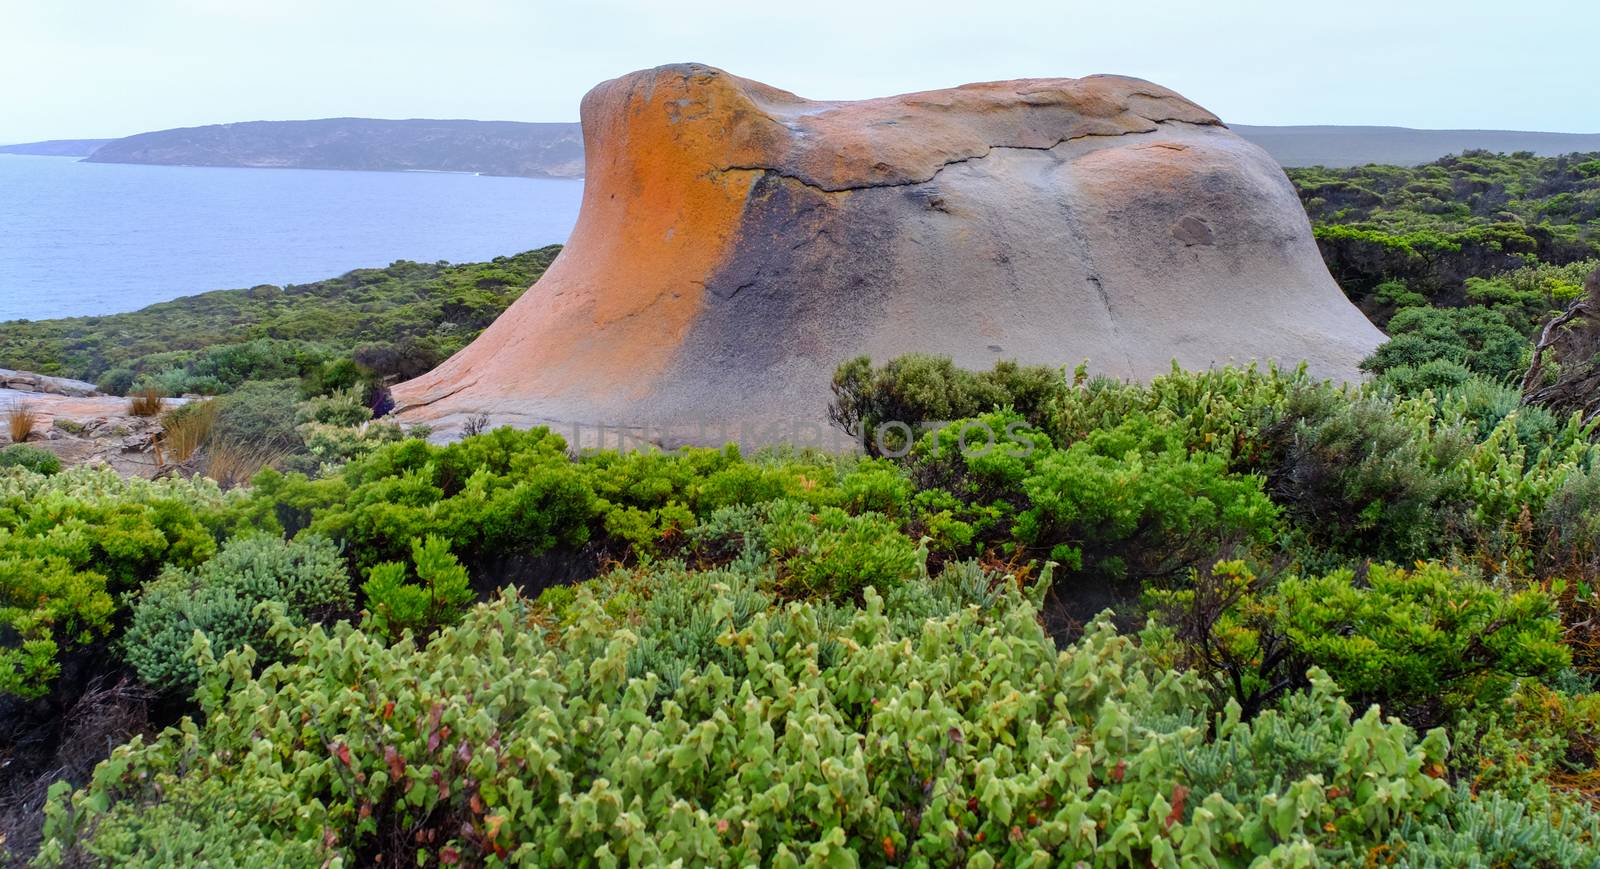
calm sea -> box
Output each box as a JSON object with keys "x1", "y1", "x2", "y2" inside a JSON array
[{"x1": 0, "y1": 155, "x2": 583, "y2": 321}]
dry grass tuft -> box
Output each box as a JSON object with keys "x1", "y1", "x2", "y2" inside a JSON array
[
  {"x1": 204, "y1": 438, "x2": 285, "y2": 489},
  {"x1": 158, "y1": 400, "x2": 217, "y2": 465},
  {"x1": 6, "y1": 402, "x2": 38, "y2": 443},
  {"x1": 128, "y1": 386, "x2": 164, "y2": 417}
]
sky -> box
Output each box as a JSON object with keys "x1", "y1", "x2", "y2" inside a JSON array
[{"x1": 2, "y1": 0, "x2": 1596, "y2": 143}]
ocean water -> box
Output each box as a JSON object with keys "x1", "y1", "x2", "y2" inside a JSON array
[{"x1": 0, "y1": 155, "x2": 584, "y2": 321}]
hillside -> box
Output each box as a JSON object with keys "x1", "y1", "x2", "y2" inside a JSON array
[
  {"x1": 1234, "y1": 124, "x2": 1600, "y2": 168},
  {"x1": 84, "y1": 118, "x2": 584, "y2": 178},
  {"x1": 0, "y1": 138, "x2": 112, "y2": 156},
  {"x1": 70, "y1": 118, "x2": 1600, "y2": 175},
  {"x1": 1287, "y1": 150, "x2": 1600, "y2": 318},
  {"x1": 0, "y1": 247, "x2": 561, "y2": 395}
]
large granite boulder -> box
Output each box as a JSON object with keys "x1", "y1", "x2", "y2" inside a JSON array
[{"x1": 394, "y1": 63, "x2": 1384, "y2": 446}]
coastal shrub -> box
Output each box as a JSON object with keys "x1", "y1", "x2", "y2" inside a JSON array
[
  {"x1": 0, "y1": 443, "x2": 60, "y2": 475},
  {"x1": 1278, "y1": 562, "x2": 1568, "y2": 726},
  {"x1": 288, "y1": 427, "x2": 596, "y2": 576},
  {"x1": 828, "y1": 354, "x2": 1065, "y2": 455},
  {"x1": 121, "y1": 534, "x2": 352, "y2": 693},
  {"x1": 360, "y1": 535, "x2": 473, "y2": 643},
  {"x1": 295, "y1": 385, "x2": 371, "y2": 428},
  {"x1": 1149, "y1": 560, "x2": 1570, "y2": 728},
  {"x1": 41, "y1": 587, "x2": 1545, "y2": 868},
  {"x1": 1362, "y1": 305, "x2": 1530, "y2": 387},
  {"x1": 1262, "y1": 386, "x2": 1473, "y2": 562},
  {"x1": 0, "y1": 468, "x2": 229, "y2": 698},
  {"x1": 296, "y1": 419, "x2": 413, "y2": 475},
  {"x1": 1047, "y1": 363, "x2": 1311, "y2": 465},
  {"x1": 211, "y1": 379, "x2": 304, "y2": 455},
  {"x1": 299, "y1": 356, "x2": 366, "y2": 399},
  {"x1": 691, "y1": 498, "x2": 922, "y2": 601},
  {"x1": 1015, "y1": 419, "x2": 1279, "y2": 581}
]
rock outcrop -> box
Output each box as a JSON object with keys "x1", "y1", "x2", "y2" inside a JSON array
[{"x1": 394, "y1": 64, "x2": 1385, "y2": 446}]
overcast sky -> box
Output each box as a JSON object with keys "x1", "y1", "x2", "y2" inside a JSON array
[{"x1": 3, "y1": 0, "x2": 1595, "y2": 143}]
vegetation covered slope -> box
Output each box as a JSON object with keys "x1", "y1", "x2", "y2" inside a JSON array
[
  {"x1": 0, "y1": 247, "x2": 559, "y2": 396},
  {"x1": 8, "y1": 364, "x2": 1600, "y2": 865},
  {"x1": 1289, "y1": 150, "x2": 1599, "y2": 306}
]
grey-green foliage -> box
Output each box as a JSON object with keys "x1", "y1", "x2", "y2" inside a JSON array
[
  {"x1": 122, "y1": 533, "x2": 352, "y2": 692},
  {"x1": 1387, "y1": 788, "x2": 1600, "y2": 868}
]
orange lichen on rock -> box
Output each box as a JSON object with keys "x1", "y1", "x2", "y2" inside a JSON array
[
  {"x1": 394, "y1": 63, "x2": 1384, "y2": 446},
  {"x1": 397, "y1": 67, "x2": 763, "y2": 406}
]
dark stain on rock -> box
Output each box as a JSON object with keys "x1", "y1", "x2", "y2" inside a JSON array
[{"x1": 1172, "y1": 215, "x2": 1215, "y2": 247}]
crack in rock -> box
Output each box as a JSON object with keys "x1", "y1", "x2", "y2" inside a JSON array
[{"x1": 713, "y1": 118, "x2": 1218, "y2": 194}]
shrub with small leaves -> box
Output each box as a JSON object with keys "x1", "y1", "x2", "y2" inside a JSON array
[
  {"x1": 121, "y1": 534, "x2": 353, "y2": 693},
  {"x1": 0, "y1": 443, "x2": 60, "y2": 475},
  {"x1": 360, "y1": 535, "x2": 474, "y2": 642},
  {"x1": 0, "y1": 468, "x2": 229, "y2": 698}
]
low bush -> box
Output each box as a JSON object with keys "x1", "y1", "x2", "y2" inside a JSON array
[
  {"x1": 1150, "y1": 559, "x2": 1569, "y2": 729},
  {"x1": 121, "y1": 534, "x2": 352, "y2": 693},
  {"x1": 1015, "y1": 418, "x2": 1279, "y2": 581},
  {"x1": 0, "y1": 443, "x2": 60, "y2": 475},
  {"x1": 1362, "y1": 305, "x2": 1531, "y2": 387},
  {"x1": 44, "y1": 587, "x2": 1564, "y2": 867},
  {"x1": 211, "y1": 379, "x2": 304, "y2": 455},
  {"x1": 1261, "y1": 386, "x2": 1474, "y2": 562},
  {"x1": 829, "y1": 354, "x2": 1066, "y2": 455},
  {"x1": 0, "y1": 468, "x2": 230, "y2": 698},
  {"x1": 360, "y1": 535, "x2": 473, "y2": 643},
  {"x1": 691, "y1": 498, "x2": 923, "y2": 601}
]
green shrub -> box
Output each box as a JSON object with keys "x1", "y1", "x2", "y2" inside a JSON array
[
  {"x1": 1540, "y1": 468, "x2": 1600, "y2": 579},
  {"x1": 273, "y1": 427, "x2": 596, "y2": 576},
  {"x1": 1150, "y1": 559, "x2": 1570, "y2": 728},
  {"x1": 692, "y1": 498, "x2": 922, "y2": 601},
  {"x1": 0, "y1": 443, "x2": 60, "y2": 475},
  {"x1": 41, "y1": 587, "x2": 1538, "y2": 867},
  {"x1": 1362, "y1": 305, "x2": 1531, "y2": 386},
  {"x1": 829, "y1": 354, "x2": 1065, "y2": 455},
  {"x1": 1262, "y1": 386, "x2": 1473, "y2": 562},
  {"x1": 1282, "y1": 563, "x2": 1568, "y2": 725},
  {"x1": 1015, "y1": 418, "x2": 1279, "y2": 581},
  {"x1": 0, "y1": 468, "x2": 229, "y2": 698},
  {"x1": 295, "y1": 386, "x2": 371, "y2": 428},
  {"x1": 360, "y1": 535, "x2": 474, "y2": 642},
  {"x1": 212, "y1": 379, "x2": 305, "y2": 455},
  {"x1": 121, "y1": 534, "x2": 353, "y2": 692},
  {"x1": 1048, "y1": 363, "x2": 1309, "y2": 465}
]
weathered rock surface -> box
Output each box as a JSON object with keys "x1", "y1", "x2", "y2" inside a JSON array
[
  {"x1": 394, "y1": 64, "x2": 1385, "y2": 446},
  {"x1": 0, "y1": 368, "x2": 102, "y2": 397},
  {"x1": 3, "y1": 386, "x2": 185, "y2": 477}
]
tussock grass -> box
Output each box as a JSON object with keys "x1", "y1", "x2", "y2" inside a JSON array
[
  {"x1": 6, "y1": 402, "x2": 37, "y2": 443},
  {"x1": 158, "y1": 401, "x2": 217, "y2": 465},
  {"x1": 204, "y1": 438, "x2": 285, "y2": 489},
  {"x1": 128, "y1": 387, "x2": 164, "y2": 417}
]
